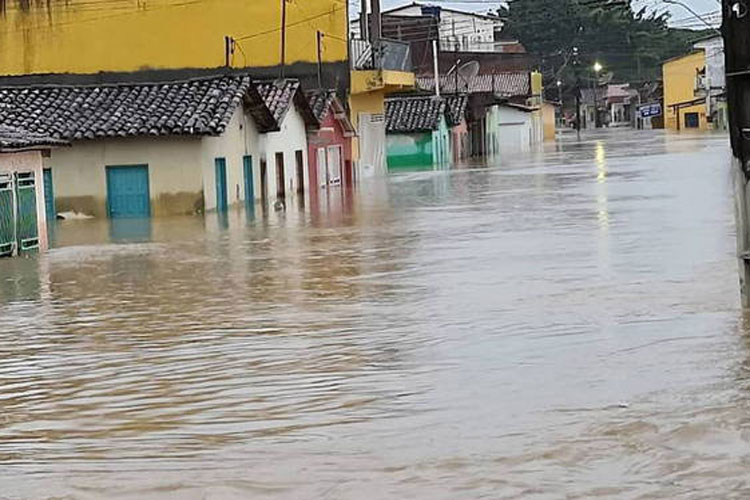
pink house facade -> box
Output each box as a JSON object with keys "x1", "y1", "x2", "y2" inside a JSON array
[{"x1": 306, "y1": 90, "x2": 356, "y2": 192}]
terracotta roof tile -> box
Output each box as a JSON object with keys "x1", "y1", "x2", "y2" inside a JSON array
[
  {"x1": 386, "y1": 96, "x2": 447, "y2": 133},
  {"x1": 0, "y1": 75, "x2": 278, "y2": 140},
  {"x1": 0, "y1": 125, "x2": 68, "y2": 151},
  {"x1": 417, "y1": 73, "x2": 530, "y2": 96}
]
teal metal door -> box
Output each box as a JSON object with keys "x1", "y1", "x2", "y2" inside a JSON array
[
  {"x1": 15, "y1": 172, "x2": 39, "y2": 254},
  {"x1": 43, "y1": 168, "x2": 55, "y2": 221},
  {"x1": 215, "y1": 158, "x2": 228, "y2": 212},
  {"x1": 243, "y1": 156, "x2": 254, "y2": 205},
  {"x1": 0, "y1": 174, "x2": 14, "y2": 256},
  {"x1": 106, "y1": 165, "x2": 150, "y2": 219}
]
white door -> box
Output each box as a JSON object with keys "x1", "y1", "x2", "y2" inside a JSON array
[
  {"x1": 327, "y1": 146, "x2": 342, "y2": 185},
  {"x1": 359, "y1": 113, "x2": 386, "y2": 177},
  {"x1": 317, "y1": 147, "x2": 327, "y2": 188}
]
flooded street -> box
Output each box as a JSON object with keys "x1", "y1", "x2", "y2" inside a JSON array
[{"x1": 2, "y1": 129, "x2": 748, "y2": 499}]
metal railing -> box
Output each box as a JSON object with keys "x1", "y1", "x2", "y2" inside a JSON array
[{"x1": 350, "y1": 38, "x2": 412, "y2": 72}]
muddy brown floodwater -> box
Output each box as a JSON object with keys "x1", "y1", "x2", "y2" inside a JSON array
[{"x1": 1, "y1": 130, "x2": 748, "y2": 499}]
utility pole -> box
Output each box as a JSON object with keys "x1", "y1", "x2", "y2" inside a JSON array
[
  {"x1": 433, "y1": 40, "x2": 440, "y2": 97},
  {"x1": 724, "y1": 0, "x2": 750, "y2": 306},
  {"x1": 359, "y1": 0, "x2": 368, "y2": 40},
  {"x1": 280, "y1": 0, "x2": 288, "y2": 78},
  {"x1": 370, "y1": 0, "x2": 381, "y2": 42},
  {"x1": 317, "y1": 31, "x2": 324, "y2": 89},
  {"x1": 573, "y1": 46, "x2": 581, "y2": 139}
]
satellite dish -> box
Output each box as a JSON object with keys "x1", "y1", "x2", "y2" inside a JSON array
[{"x1": 458, "y1": 61, "x2": 480, "y2": 80}]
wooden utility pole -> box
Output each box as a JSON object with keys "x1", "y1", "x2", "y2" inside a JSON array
[
  {"x1": 280, "y1": 0, "x2": 288, "y2": 78},
  {"x1": 724, "y1": 0, "x2": 750, "y2": 306},
  {"x1": 370, "y1": 0, "x2": 381, "y2": 42},
  {"x1": 316, "y1": 31, "x2": 324, "y2": 89},
  {"x1": 360, "y1": 0, "x2": 368, "y2": 40}
]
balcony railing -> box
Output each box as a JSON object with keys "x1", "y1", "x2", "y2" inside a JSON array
[{"x1": 351, "y1": 38, "x2": 412, "y2": 72}]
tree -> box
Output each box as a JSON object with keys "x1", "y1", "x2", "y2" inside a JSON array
[{"x1": 504, "y1": 0, "x2": 709, "y2": 86}]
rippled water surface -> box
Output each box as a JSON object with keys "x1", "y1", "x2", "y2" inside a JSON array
[{"x1": 1, "y1": 130, "x2": 747, "y2": 499}]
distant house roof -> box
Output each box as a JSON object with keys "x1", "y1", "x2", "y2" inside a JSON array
[
  {"x1": 417, "y1": 73, "x2": 530, "y2": 97},
  {"x1": 580, "y1": 87, "x2": 607, "y2": 106},
  {"x1": 386, "y1": 96, "x2": 449, "y2": 133},
  {"x1": 255, "y1": 79, "x2": 319, "y2": 130},
  {"x1": 0, "y1": 75, "x2": 279, "y2": 140},
  {"x1": 305, "y1": 89, "x2": 356, "y2": 136},
  {"x1": 0, "y1": 126, "x2": 68, "y2": 152}
]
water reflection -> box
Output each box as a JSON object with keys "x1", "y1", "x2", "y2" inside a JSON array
[{"x1": 0, "y1": 130, "x2": 743, "y2": 498}]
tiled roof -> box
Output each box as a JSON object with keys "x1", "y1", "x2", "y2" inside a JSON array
[
  {"x1": 0, "y1": 75, "x2": 277, "y2": 140},
  {"x1": 306, "y1": 89, "x2": 337, "y2": 122},
  {"x1": 580, "y1": 87, "x2": 607, "y2": 106},
  {"x1": 256, "y1": 79, "x2": 319, "y2": 129},
  {"x1": 0, "y1": 126, "x2": 68, "y2": 152},
  {"x1": 446, "y1": 95, "x2": 468, "y2": 126},
  {"x1": 386, "y1": 96, "x2": 447, "y2": 133},
  {"x1": 417, "y1": 73, "x2": 530, "y2": 97}
]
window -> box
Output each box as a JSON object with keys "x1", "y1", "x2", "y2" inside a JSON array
[{"x1": 684, "y1": 112, "x2": 700, "y2": 129}]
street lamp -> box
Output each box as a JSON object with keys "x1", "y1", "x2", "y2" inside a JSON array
[{"x1": 592, "y1": 62, "x2": 603, "y2": 128}]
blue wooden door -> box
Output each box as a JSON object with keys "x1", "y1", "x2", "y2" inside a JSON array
[
  {"x1": 43, "y1": 168, "x2": 55, "y2": 221},
  {"x1": 243, "y1": 156, "x2": 254, "y2": 205},
  {"x1": 106, "y1": 165, "x2": 151, "y2": 218},
  {"x1": 215, "y1": 158, "x2": 228, "y2": 212}
]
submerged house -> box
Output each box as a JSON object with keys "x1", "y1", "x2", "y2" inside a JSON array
[
  {"x1": 0, "y1": 75, "x2": 325, "y2": 220},
  {"x1": 485, "y1": 102, "x2": 543, "y2": 156},
  {"x1": 0, "y1": 126, "x2": 68, "y2": 257},
  {"x1": 306, "y1": 89, "x2": 356, "y2": 189},
  {"x1": 385, "y1": 96, "x2": 453, "y2": 170},
  {"x1": 255, "y1": 80, "x2": 319, "y2": 203}
]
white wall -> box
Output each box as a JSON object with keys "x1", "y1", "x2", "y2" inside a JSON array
[
  {"x1": 694, "y1": 37, "x2": 725, "y2": 89},
  {"x1": 201, "y1": 108, "x2": 262, "y2": 211},
  {"x1": 494, "y1": 106, "x2": 535, "y2": 155},
  {"x1": 350, "y1": 6, "x2": 503, "y2": 53},
  {"x1": 261, "y1": 106, "x2": 310, "y2": 203}
]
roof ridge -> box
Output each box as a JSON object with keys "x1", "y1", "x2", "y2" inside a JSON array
[{"x1": 0, "y1": 73, "x2": 251, "y2": 91}]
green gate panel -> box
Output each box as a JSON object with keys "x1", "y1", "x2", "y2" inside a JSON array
[
  {"x1": 106, "y1": 165, "x2": 151, "y2": 219},
  {"x1": 0, "y1": 174, "x2": 14, "y2": 257},
  {"x1": 15, "y1": 172, "x2": 39, "y2": 253}
]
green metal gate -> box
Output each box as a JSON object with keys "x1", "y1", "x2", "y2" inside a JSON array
[
  {"x1": 0, "y1": 173, "x2": 13, "y2": 257},
  {"x1": 0, "y1": 171, "x2": 40, "y2": 258}
]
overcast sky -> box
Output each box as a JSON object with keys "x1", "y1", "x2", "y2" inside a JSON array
[{"x1": 352, "y1": 0, "x2": 722, "y2": 28}]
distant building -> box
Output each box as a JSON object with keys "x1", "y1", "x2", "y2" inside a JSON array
[{"x1": 663, "y1": 51, "x2": 707, "y2": 131}]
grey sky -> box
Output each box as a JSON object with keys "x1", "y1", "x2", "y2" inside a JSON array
[{"x1": 352, "y1": 0, "x2": 722, "y2": 27}]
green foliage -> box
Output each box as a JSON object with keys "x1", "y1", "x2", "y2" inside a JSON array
[{"x1": 504, "y1": 0, "x2": 712, "y2": 85}]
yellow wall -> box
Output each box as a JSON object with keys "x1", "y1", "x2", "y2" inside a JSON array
[
  {"x1": 663, "y1": 51, "x2": 708, "y2": 131},
  {"x1": 0, "y1": 0, "x2": 348, "y2": 75}
]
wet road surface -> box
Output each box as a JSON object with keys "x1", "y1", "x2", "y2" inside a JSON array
[{"x1": 1, "y1": 130, "x2": 747, "y2": 499}]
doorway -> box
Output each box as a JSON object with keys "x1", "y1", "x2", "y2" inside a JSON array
[
  {"x1": 295, "y1": 150, "x2": 304, "y2": 194},
  {"x1": 214, "y1": 158, "x2": 228, "y2": 213},
  {"x1": 260, "y1": 158, "x2": 268, "y2": 203},
  {"x1": 275, "y1": 152, "x2": 286, "y2": 199},
  {"x1": 106, "y1": 164, "x2": 151, "y2": 218}
]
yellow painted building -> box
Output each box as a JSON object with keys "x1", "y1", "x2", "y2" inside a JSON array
[
  {"x1": 663, "y1": 50, "x2": 708, "y2": 131},
  {"x1": 0, "y1": 0, "x2": 348, "y2": 75}
]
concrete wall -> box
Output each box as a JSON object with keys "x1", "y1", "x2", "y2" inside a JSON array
[
  {"x1": 0, "y1": 150, "x2": 48, "y2": 252},
  {"x1": 261, "y1": 106, "x2": 310, "y2": 203},
  {"x1": 694, "y1": 36, "x2": 725, "y2": 90},
  {"x1": 387, "y1": 132, "x2": 433, "y2": 170},
  {"x1": 48, "y1": 135, "x2": 204, "y2": 218}
]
